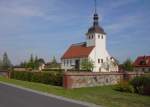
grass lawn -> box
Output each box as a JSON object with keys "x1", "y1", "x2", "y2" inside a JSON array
[{"x1": 0, "y1": 76, "x2": 150, "y2": 107}]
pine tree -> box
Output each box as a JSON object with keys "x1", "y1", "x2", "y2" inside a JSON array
[
  {"x1": 27, "y1": 54, "x2": 35, "y2": 69},
  {"x1": 2, "y1": 52, "x2": 12, "y2": 70},
  {"x1": 34, "y1": 56, "x2": 39, "y2": 69},
  {"x1": 121, "y1": 58, "x2": 133, "y2": 71},
  {"x1": 0, "y1": 58, "x2": 2, "y2": 69}
]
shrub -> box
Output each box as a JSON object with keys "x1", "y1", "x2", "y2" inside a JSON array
[
  {"x1": 10, "y1": 71, "x2": 63, "y2": 86},
  {"x1": 130, "y1": 76, "x2": 150, "y2": 95},
  {"x1": 115, "y1": 80, "x2": 134, "y2": 93},
  {"x1": 42, "y1": 69, "x2": 63, "y2": 72}
]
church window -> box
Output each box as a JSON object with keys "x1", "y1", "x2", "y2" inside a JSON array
[
  {"x1": 101, "y1": 59, "x2": 103, "y2": 63},
  {"x1": 91, "y1": 35, "x2": 93, "y2": 39},
  {"x1": 98, "y1": 59, "x2": 100, "y2": 63},
  {"x1": 89, "y1": 36, "x2": 90, "y2": 39},
  {"x1": 98, "y1": 35, "x2": 100, "y2": 38},
  {"x1": 67, "y1": 60, "x2": 69, "y2": 66},
  {"x1": 101, "y1": 35, "x2": 103, "y2": 39}
]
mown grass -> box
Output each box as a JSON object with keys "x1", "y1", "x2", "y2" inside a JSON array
[{"x1": 0, "y1": 76, "x2": 150, "y2": 107}]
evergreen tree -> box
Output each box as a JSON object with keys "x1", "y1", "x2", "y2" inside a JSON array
[
  {"x1": 27, "y1": 54, "x2": 35, "y2": 69},
  {"x1": 34, "y1": 56, "x2": 39, "y2": 69},
  {"x1": 2, "y1": 52, "x2": 12, "y2": 70},
  {"x1": 49, "y1": 56, "x2": 60, "y2": 68},
  {"x1": 52, "y1": 56, "x2": 57, "y2": 64},
  {"x1": 121, "y1": 58, "x2": 133, "y2": 71},
  {"x1": 0, "y1": 58, "x2": 2, "y2": 69}
]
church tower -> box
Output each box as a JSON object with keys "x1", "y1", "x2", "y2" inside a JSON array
[
  {"x1": 86, "y1": 0, "x2": 114, "y2": 72},
  {"x1": 61, "y1": 0, "x2": 118, "y2": 72}
]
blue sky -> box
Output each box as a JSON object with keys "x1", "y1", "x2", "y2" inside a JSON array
[{"x1": 0, "y1": 0, "x2": 150, "y2": 64}]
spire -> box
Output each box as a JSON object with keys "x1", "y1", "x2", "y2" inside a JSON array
[
  {"x1": 93, "y1": 0, "x2": 99, "y2": 26},
  {"x1": 94, "y1": 0, "x2": 97, "y2": 13},
  {"x1": 86, "y1": 0, "x2": 106, "y2": 35}
]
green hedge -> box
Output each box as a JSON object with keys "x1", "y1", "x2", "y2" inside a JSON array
[
  {"x1": 10, "y1": 71, "x2": 63, "y2": 86},
  {"x1": 130, "y1": 76, "x2": 150, "y2": 95},
  {"x1": 114, "y1": 80, "x2": 134, "y2": 93},
  {"x1": 42, "y1": 68, "x2": 64, "y2": 72}
]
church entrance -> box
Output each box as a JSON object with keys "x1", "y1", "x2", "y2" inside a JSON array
[{"x1": 75, "y1": 60, "x2": 80, "y2": 70}]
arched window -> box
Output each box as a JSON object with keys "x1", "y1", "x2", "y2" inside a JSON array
[
  {"x1": 98, "y1": 35, "x2": 100, "y2": 38},
  {"x1": 101, "y1": 35, "x2": 103, "y2": 39},
  {"x1": 89, "y1": 36, "x2": 90, "y2": 39}
]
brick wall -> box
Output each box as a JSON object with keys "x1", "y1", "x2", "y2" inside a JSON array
[{"x1": 63, "y1": 72, "x2": 144, "y2": 89}]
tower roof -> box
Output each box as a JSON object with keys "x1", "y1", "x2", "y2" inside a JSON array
[{"x1": 87, "y1": 0, "x2": 106, "y2": 35}]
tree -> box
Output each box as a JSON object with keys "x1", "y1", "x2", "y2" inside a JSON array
[
  {"x1": 27, "y1": 54, "x2": 35, "y2": 69},
  {"x1": 34, "y1": 56, "x2": 39, "y2": 69},
  {"x1": 101, "y1": 58, "x2": 118, "y2": 72},
  {"x1": 20, "y1": 61, "x2": 27, "y2": 67},
  {"x1": 2, "y1": 52, "x2": 12, "y2": 70},
  {"x1": 81, "y1": 58, "x2": 94, "y2": 71},
  {"x1": 38, "y1": 58, "x2": 45, "y2": 64},
  {"x1": 0, "y1": 58, "x2": 2, "y2": 69},
  {"x1": 121, "y1": 58, "x2": 133, "y2": 71},
  {"x1": 52, "y1": 56, "x2": 57, "y2": 64}
]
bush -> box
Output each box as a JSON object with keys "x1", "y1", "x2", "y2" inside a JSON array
[
  {"x1": 115, "y1": 80, "x2": 134, "y2": 93},
  {"x1": 10, "y1": 71, "x2": 63, "y2": 86},
  {"x1": 130, "y1": 76, "x2": 150, "y2": 95},
  {"x1": 42, "y1": 69, "x2": 63, "y2": 72}
]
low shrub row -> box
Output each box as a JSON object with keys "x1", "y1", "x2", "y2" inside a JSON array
[
  {"x1": 42, "y1": 69, "x2": 64, "y2": 72},
  {"x1": 130, "y1": 76, "x2": 150, "y2": 95},
  {"x1": 115, "y1": 80, "x2": 134, "y2": 93},
  {"x1": 114, "y1": 76, "x2": 150, "y2": 95},
  {"x1": 10, "y1": 71, "x2": 63, "y2": 86}
]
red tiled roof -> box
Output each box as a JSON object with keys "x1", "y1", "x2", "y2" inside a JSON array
[
  {"x1": 61, "y1": 43, "x2": 94, "y2": 59},
  {"x1": 133, "y1": 56, "x2": 150, "y2": 67}
]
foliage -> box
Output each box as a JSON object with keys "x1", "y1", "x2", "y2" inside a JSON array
[
  {"x1": 42, "y1": 68, "x2": 63, "y2": 72},
  {"x1": 45, "y1": 56, "x2": 60, "y2": 69},
  {"x1": 121, "y1": 58, "x2": 133, "y2": 71},
  {"x1": 130, "y1": 76, "x2": 150, "y2": 95},
  {"x1": 115, "y1": 80, "x2": 134, "y2": 93},
  {"x1": 1, "y1": 52, "x2": 12, "y2": 70},
  {"x1": 80, "y1": 58, "x2": 94, "y2": 71},
  {"x1": 101, "y1": 58, "x2": 118, "y2": 72},
  {"x1": 0, "y1": 59, "x2": 2, "y2": 69},
  {"x1": 19, "y1": 54, "x2": 45, "y2": 70},
  {"x1": 10, "y1": 71, "x2": 63, "y2": 86}
]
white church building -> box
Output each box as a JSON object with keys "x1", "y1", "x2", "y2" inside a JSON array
[{"x1": 61, "y1": 5, "x2": 118, "y2": 72}]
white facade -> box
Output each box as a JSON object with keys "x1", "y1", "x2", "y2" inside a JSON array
[
  {"x1": 87, "y1": 33, "x2": 118, "y2": 72},
  {"x1": 61, "y1": 12, "x2": 118, "y2": 72},
  {"x1": 61, "y1": 32, "x2": 118, "y2": 72}
]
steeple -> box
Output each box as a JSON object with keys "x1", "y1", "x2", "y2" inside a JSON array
[
  {"x1": 87, "y1": 0, "x2": 106, "y2": 35},
  {"x1": 93, "y1": 0, "x2": 99, "y2": 26}
]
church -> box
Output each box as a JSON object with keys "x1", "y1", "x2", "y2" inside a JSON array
[{"x1": 61, "y1": 2, "x2": 118, "y2": 72}]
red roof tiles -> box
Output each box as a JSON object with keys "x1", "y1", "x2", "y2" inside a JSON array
[
  {"x1": 61, "y1": 43, "x2": 94, "y2": 59},
  {"x1": 133, "y1": 56, "x2": 150, "y2": 67}
]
